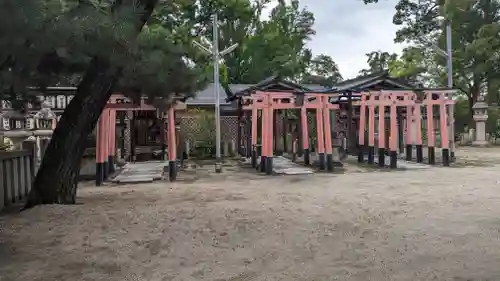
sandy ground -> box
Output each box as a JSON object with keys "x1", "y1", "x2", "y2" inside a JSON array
[{"x1": 2, "y1": 147, "x2": 500, "y2": 281}]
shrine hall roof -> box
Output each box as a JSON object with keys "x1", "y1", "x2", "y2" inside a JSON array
[
  {"x1": 225, "y1": 76, "x2": 327, "y2": 101},
  {"x1": 224, "y1": 72, "x2": 423, "y2": 103},
  {"x1": 325, "y1": 71, "x2": 416, "y2": 93}
]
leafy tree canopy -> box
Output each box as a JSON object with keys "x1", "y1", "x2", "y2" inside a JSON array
[{"x1": 0, "y1": 0, "x2": 208, "y2": 107}]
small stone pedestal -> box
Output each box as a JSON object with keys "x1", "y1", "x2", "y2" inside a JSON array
[{"x1": 472, "y1": 96, "x2": 489, "y2": 147}]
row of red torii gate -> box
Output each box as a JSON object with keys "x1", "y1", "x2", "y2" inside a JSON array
[
  {"x1": 239, "y1": 89, "x2": 453, "y2": 174},
  {"x1": 94, "y1": 89, "x2": 454, "y2": 182}
]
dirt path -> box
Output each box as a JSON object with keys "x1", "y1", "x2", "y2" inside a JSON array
[{"x1": 2, "y1": 147, "x2": 500, "y2": 280}]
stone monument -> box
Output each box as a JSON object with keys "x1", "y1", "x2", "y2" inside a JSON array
[{"x1": 472, "y1": 95, "x2": 489, "y2": 146}]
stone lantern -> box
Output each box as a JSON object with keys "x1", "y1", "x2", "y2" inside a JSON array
[
  {"x1": 34, "y1": 101, "x2": 57, "y2": 130},
  {"x1": 472, "y1": 95, "x2": 489, "y2": 146},
  {"x1": 32, "y1": 101, "x2": 57, "y2": 169}
]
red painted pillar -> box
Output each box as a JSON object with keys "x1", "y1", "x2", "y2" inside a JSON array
[
  {"x1": 439, "y1": 94, "x2": 450, "y2": 166},
  {"x1": 323, "y1": 97, "x2": 334, "y2": 171},
  {"x1": 377, "y1": 94, "x2": 386, "y2": 167},
  {"x1": 414, "y1": 104, "x2": 424, "y2": 163},
  {"x1": 266, "y1": 97, "x2": 274, "y2": 175},
  {"x1": 389, "y1": 96, "x2": 398, "y2": 168},
  {"x1": 51, "y1": 118, "x2": 57, "y2": 130},
  {"x1": 102, "y1": 109, "x2": 110, "y2": 180},
  {"x1": 167, "y1": 106, "x2": 177, "y2": 181},
  {"x1": 367, "y1": 94, "x2": 375, "y2": 164},
  {"x1": 95, "y1": 114, "x2": 107, "y2": 186},
  {"x1": 108, "y1": 109, "x2": 116, "y2": 174},
  {"x1": 260, "y1": 95, "x2": 268, "y2": 172},
  {"x1": 300, "y1": 107, "x2": 310, "y2": 165},
  {"x1": 358, "y1": 94, "x2": 367, "y2": 163},
  {"x1": 405, "y1": 95, "x2": 413, "y2": 161},
  {"x1": 251, "y1": 108, "x2": 258, "y2": 168},
  {"x1": 426, "y1": 92, "x2": 436, "y2": 164},
  {"x1": 316, "y1": 100, "x2": 325, "y2": 170}
]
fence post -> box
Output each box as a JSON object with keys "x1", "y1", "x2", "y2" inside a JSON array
[
  {"x1": 0, "y1": 150, "x2": 35, "y2": 210},
  {"x1": 5, "y1": 159, "x2": 13, "y2": 204},
  {"x1": 0, "y1": 159, "x2": 4, "y2": 209},
  {"x1": 25, "y1": 154, "x2": 32, "y2": 196}
]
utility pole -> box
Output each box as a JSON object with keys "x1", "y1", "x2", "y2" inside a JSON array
[
  {"x1": 420, "y1": 5, "x2": 455, "y2": 161},
  {"x1": 417, "y1": 0, "x2": 455, "y2": 160},
  {"x1": 446, "y1": 22, "x2": 455, "y2": 160},
  {"x1": 193, "y1": 13, "x2": 238, "y2": 173}
]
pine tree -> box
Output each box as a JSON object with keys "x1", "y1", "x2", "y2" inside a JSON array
[{"x1": 0, "y1": 0, "x2": 207, "y2": 207}]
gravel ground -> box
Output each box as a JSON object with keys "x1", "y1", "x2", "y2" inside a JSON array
[{"x1": 2, "y1": 147, "x2": 500, "y2": 281}]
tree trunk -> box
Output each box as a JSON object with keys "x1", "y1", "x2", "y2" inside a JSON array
[{"x1": 24, "y1": 0, "x2": 159, "y2": 209}]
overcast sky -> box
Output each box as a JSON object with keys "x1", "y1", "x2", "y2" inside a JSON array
[{"x1": 263, "y1": 0, "x2": 407, "y2": 79}]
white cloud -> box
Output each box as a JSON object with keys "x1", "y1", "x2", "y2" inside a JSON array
[{"x1": 262, "y1": 0, "x2": 408, "y2": 79}]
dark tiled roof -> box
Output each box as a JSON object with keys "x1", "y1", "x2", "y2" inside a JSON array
[
  {"x1": 223, "y1": 76, "x2": 328, "y2": 101},
  {"x1": 325, "y1": 71, "x2": 416, "y2": 93},
  {"x1": 231, "y1": 76, "x2": 312, "y2": 96},
  {"x1": 185, "y1": 83, "x2": 231, "y2": 106}
]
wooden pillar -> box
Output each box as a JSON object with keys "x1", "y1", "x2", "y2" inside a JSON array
[
  {"x1": 389, "y1": 96, "x2": 398, "y2": 169},
  {"x1": 167, "y1": 106, "x2": 177, "y2": 181},
  {"x1": 51, "y1": 117, "x2": 57, "y2": 130},
  {"x1": 108, "y1": 109, "x2": 116, "y2": 174},
  {"x1": 124, "y1": 111, "x2": 132, "y2": 161},
  {"x1": 347, "y1": 91, "x2": 354, "y2": 155},
  {"x1": 119, "y1": 111, "x2": 125, "y2": 160},
  {"x1": 357, "y1": 94, "x2": 367, "y2": 163},
  {"x1": 283, "y1": 110, "x2": 288, "y2": 153},
  {"x1": 273, "y1": 109, "x2": 278, "y2": 155},
  {"x1": 260, "y1": 95, "x2": 269, "y2": 173},
  {"x1": 440, "y1": 94, "x2": 450, "y2": 166},
  {"x1": 130, "y1": 111, "x2": 137, "y2": 162},
  {"x1": 245, "y1": 111, "x2": 252, "y2": 158},
  {"x1": 367, "y1": 94, "x2": 375, "y2": 164},
  {"x1": 160, "y1": 111, "x2": 167, "y2": 161},
  {"x1": 415, "y1": 104, "x2": 423, "y2": 163},
  {"x1": 426, "y1": 92, "x2": 436, "y2": 164},
  {"x1": 397, "y1": 108, "x2": 404, "y2": 154},
  {"x1": 449, "y1": 103, "x2": 455, "y2": 159},
  {"x1": 297, "y1": 108, "x2": 303, "y2": 157},
  {"x1": 377, "y1": 96, "x2": 386, "y2": 167},
  {"x1": 323, "y1": 97, "x2": 334, "y2": 171},
  {"x1": 251, "y1": 108, "x2": 258, "y2": 168},
  {"x1": 237, "y1": 103, "x2": 243, "y2": 157},
  {"x1": 405, "y1": 96, "x2": 413, "y2": 161},
  {"x1": 95, "y1": 115, "x2": 106, "y2": 186},
  {"x1": 102, "y1": 109, "x2": 110, "y2": 180},
  {"x1": 316, "y1": 102, "x2": 325, "y2": 170},
  {"x1": 301, "y1": 107, "x2": 310, "y2": 165},
  {"x1": 265, "y1": 97, "x2": 274, "y2": 175}
]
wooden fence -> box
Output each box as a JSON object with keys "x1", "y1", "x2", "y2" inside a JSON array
[{"x1": 0, "y1": 150, "x2": 35, "y2": 211}]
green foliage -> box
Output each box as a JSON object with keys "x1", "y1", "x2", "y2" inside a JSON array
[
  {"x1": 175, "y1": 0, "x2": 320, "y2": 84},
  {"x1": 454, "y1": 97, "x2": 471, "y2": 133},
  {"x1": 366, "y1": 0, "x2": 500, "y2": 132},
  {"x1": 486, "y1": 107, "x2": 500, "y2": 136},
  {"x1": 1, "y1": 0, "x2": 349, "y2": 102},
  {"x1": 388, "y1": 47, "x2": 428, "y2": 81},
  {"x1": 0, "y1": 0, "x2": 207, "y2": 105},
  {"x1": 225, "y1": 0, "x2": 316, "y2": 83},
  {"x1": 301, "y1": 54, "x2": 343, "y2": 87},
  {"x1": 359, "y1": 51, "x2": 398, "y2": 75},
  {"x1": 185, "y1": 108, "x2": 216, "y2": 159}
]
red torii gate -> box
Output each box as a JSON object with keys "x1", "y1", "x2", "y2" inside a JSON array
[
  {"x1": 242, "y1": 91, "x2": 339, "y2": 174},
  {"x1": 94, "y1": 94, "x2": 186, "y2": 185},
  {"x1": 356, "y1": 90, "x2": 454, "y2": 168}
]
